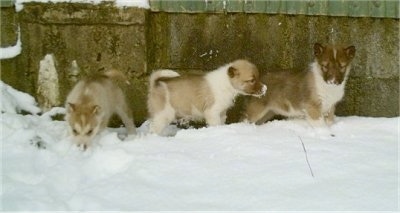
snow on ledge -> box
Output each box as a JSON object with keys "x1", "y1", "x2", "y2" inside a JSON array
[
  {"x1": 15, "y1": 0, "x2": 150, "y2": 12},
  {"x1": 0, "y1": 81, "x2": 41, "y2": 114},
  {"x1": 0, "y1": 27, "x2": 21, "y2": 60}
]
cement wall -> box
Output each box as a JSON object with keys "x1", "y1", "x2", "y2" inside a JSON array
[
  {"x1": 1, "y1": 3, "x2": 399, "y2": 125},
  {"x1": 3, "y1": 3, "x2": 150, "y2": 123}
]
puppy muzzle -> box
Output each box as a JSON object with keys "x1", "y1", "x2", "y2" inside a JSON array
[{"x1": 252, "y1": 84, "x2": 267, "y2": 98}]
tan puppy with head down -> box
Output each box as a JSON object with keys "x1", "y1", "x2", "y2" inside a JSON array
[
  {"x1": 65, "y1": 70, "x2": 136, "y2": 150},
  {"x1": 148, "y1": 59, "x2": 267, "y2": 135}
]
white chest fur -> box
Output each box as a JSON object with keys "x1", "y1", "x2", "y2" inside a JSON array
[
  {"x1": 205, "y1": 64, "x2": 238, "y2": 111},
  {"x1": 311, "y1": 63, "x2": 346, "y2": 113}
]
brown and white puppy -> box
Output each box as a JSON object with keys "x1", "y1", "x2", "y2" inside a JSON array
[
  {"x1": 65, "y1": 70, "x2": 136, "y2": 150},
  {"x1": 148, "y1": 59, "x2": 267, "y2": 135},
  {"x1": 244, "y1": 43, "x2": 356, "y2": 127}
]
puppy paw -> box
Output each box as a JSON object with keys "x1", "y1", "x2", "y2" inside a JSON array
[
  {"x1": 117, "y1": 132, "x2": 128, "y2": 141},
  {"x1": 119, "y1": 133, "x2": 138, "y2": 141},
  {"x1": 325, "y1": 117, "x2": 335, "y2": 126},
  {"x1": 311, "y1": 127, "x2": 334, "y2": 139}
]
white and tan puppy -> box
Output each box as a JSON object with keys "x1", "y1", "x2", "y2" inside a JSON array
[
  {"x1": 65, "y1": 70, "x2": 136, "y2": 150},
  {"x1": 148, "y1": 59, "x2": 267, "y2": 135},
  {"x1": 244, "y1": 43, "x2": 356, "y2": 127}
]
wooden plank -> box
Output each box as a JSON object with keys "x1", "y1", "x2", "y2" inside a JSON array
[
  {"x1": 244, "y1": 0, "x2": 266, "y2": 13},
  {"x1": 0, "y1": 0, "x2": 14, "y2": 7},
  {"x1": 286, "y1": 1, "x2": 307, "y2": 15},
  {"x1": 205, "y1": 0, "x2": 225, "y2": 13},
  {"x1": 228, "y1": 0, "x2": 244, "y2": 13},
  {"x1": 384, "y1": 0, "x2": 400, "y2": 18},
  {"x1": 150, "y1": 0, "x2": 399, "y2": 18},
  {"x1": 348, "y1": 1, "x2": 369, "y2": 17},
  {"x1": 328, "y1": 0, "x2": 349, "y2": 16},
  {"x1": 149, "y1": 0, "x2": 161, "y2": 12},
  {"x1": 369, "y1": 1, "x2": 385, "y2": 18}
]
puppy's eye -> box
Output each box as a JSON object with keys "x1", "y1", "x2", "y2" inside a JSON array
[
  {"x1": 72, "y1": 129, "x2": 78, "y2": 135},
  {"x1": 86, "y1": 129, "x2": 93, "y2": 136},
  {"x1": 321, "y1": 64, "x2": 328, "y2": 72},
  {"x1": 247, "y1": 79, "x2": 256, "y2": 84}
]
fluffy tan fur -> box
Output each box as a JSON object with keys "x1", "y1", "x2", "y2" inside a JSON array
[
  {"x1": 65, "y1": 70, "x2": 136, "y2": 149},
  {"x1": 148, "y1": 59, "x2": 267, "y2": 135}
]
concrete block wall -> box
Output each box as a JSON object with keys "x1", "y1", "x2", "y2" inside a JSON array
[
  {"x1": 3, "y1": 3, "x2": 150, "y2": 122},
  {"x1": 1, "y1": 3, "x2": 399, "y2": 125}
]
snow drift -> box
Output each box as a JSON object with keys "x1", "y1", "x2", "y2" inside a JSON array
[{"x1": 1, "y1": 81, "x2": 398, "y2": 211}]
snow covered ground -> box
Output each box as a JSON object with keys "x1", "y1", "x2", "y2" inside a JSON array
[{"x1": 1, "y1": 81, "x2": 398, "y2": 211}]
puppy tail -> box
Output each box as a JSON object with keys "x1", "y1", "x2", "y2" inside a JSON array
[
  {"x1": 103, "y1": 69, "x2": 130, "y2": 85},
  {"x1": 149, "y1": 69, "x2": 180, "y2": 88}
]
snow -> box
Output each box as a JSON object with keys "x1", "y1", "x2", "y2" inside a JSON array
[
  {"x1": 15, "y1": 0, "x2": 150, "y2": 12},
  {"x1": 0, "y1": 27, "x2": 21, "y2": 59},
  {"x1": 1, "y1": 82, "x2": 399, "y2": 211},
  {"x1": 0, "y1": 81, "x2": 41, "y2": 114},
  {"x1": 114, "y1": 0, "x2": 149, "y2": 8}
]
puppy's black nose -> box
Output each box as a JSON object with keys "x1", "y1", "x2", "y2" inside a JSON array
[{"x1": 78, "y1": 144, "x2": 88, "y2": 151}]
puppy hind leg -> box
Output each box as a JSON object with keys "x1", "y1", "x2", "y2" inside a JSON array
[
  {"x1": 149, "y1": 110, "x2": 175, "y2": 135},
  {"x1": 149, "y1": 117, "x2": 172, "y2": 135}
]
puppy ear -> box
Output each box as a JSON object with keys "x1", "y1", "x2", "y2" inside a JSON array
[
  {"x1": 67, "y1": 103, "x2": 76, "y2": 112},
  {"x1": 92, "y1": 105, "x2": 101, "y2": 115},
  {"x1": 228, "y1": 66, "x2": 237, "y2": 78},
  {"x1": 314, "y1": 43, "x2": 324, "y2": 57},
  {"x1": 345, "y1": 45, "x2": 356, "y2": 59}
]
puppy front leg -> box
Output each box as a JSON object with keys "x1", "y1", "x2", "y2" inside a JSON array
[
  {"x1": 100, "y1": 115, "x2": 110, "y2": 131},
  {"x1": 325, "y1": 105, "x2": 336, "y2": 126},
  {"x1": 306, "y1": 102, "x2": 327, "y2": 128},
  {"x1": 205, "y1": 110, "x2": 223, "y2": 126},
  {"x1": 116, "y1": 104, "x2": 136, "y2": 135},
  {"x1": 220, "y1": 110, "x2": 227, "y2": 124}
]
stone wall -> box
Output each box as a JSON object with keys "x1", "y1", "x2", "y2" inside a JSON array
[
  {"x1": 1, "y1": 3, "x2": 399, "y2": 125},
  {"x1": 3, "y1": 3, "x2": 150, "y2": 123}
]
